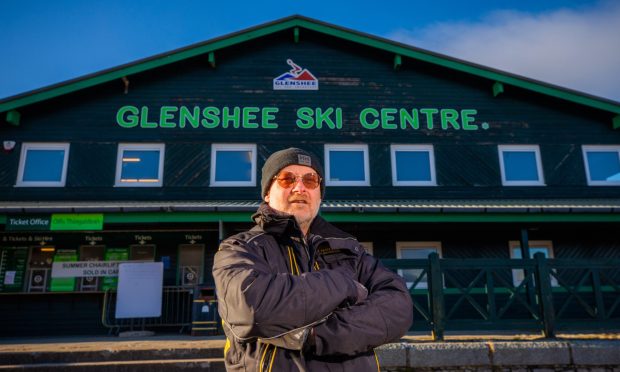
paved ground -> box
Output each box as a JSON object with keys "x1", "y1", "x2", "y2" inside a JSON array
[{"x1": 1, "y1": 331, "x2": 619, "y2": 353}]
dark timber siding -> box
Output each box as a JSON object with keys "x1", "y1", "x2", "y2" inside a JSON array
[{"x1": 1, "y1": 28, "x2": 618, "y2": 202}]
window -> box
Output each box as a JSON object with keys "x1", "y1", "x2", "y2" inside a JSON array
[
  {"x1": 498, "y1": 145, "x2": 545, "y2": 186},
  {"x1": 16, "y1": 143, "x2": 70, "y2": 187},
  {"x1": 210, "y1": 144, "x2": 256, "y2": 187},
  {"x1": 360, "y1": 242, "x2": 374, "y2": 256},
  {"x1": 115, "y1": 143, "x2": 165, "y2": 187},
  {"x1": 509, "y1": 240, "x2": 558, "y2": 287},
  {"x1": 324, "y1": 144, "x2": 370, "y2": 186},
  {"x1": 396, "y1": 242, "x2": 442, "y2": 289},
  {"x1": 390, "y1": 144, "x2": 436, "y2": 186},
  {"x1": 582, "y1": 145, "x2": 620, "y2": 186}
]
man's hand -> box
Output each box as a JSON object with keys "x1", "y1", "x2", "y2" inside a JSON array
[
  {"x1": 260, "y1": 327, "x2": 311, "y2": 350},
  {"x1": 354, "y1": 280, "x2": 368, "y2": 304}
]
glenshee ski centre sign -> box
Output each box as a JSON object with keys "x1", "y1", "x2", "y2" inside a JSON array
[{"x1": 273, "y1": 59, "x2": 319, "y2": 90}]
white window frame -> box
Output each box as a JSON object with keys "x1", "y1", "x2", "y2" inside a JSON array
[
  {"x1": 582, "y1": 145, "x2": 620, "y2": 186},
  {"x1": 115, "y1": 143, "x2": 165, "y2": 187},
  {"x1": 498, "y1": 145, "x2": 545, "y2": 186},
  {"x1": 324, "y1": 144, "x2": 370, "y2": 186},
  {"x1": 509, "y1": 240, "x2": 558, "y2": 287},
  {"x1": 210, "y1": 143, "x2": 257, "y2": 187},
  {"x1": 360, "y1": 242, "x2": 374, "y2": 256},
  {"x1": 16, "y1": 142, "x2": 70, "y2": 187},
  {"x1": 396, "y1": 241, "x2": 442, "y2": 289},
  {"x1": 390, "y1": 144, "x2": 437, "y2": 186}
]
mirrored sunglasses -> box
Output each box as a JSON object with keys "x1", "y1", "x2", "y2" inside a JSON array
[{"x1": 274, "y1": 171, "x2": 321, "y2": 189}]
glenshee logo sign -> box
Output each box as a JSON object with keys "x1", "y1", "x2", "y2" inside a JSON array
[{"x1": 273, "y1": 59, "x2": 318, "y2": 90}]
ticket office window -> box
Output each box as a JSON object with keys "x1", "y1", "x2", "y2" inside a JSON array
[
  {"x1": 178, "y1": 244, "x2": 205, "y2": 286},
  {"x1": 130, "y1": 245, "x2": 156, "y2": 261},
  {"x1": 79, "y1": 245, "x2": 105, "y2": 291},
  {"x1": 27, "y1": 246, "x2": 56, "y2": 292}
]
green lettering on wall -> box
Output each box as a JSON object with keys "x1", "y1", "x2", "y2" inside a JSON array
[
  {"x1": 399, "y1": 109, "x2": 419, "y2": 129},
  {"x1": 179, "y1": 106, "x2": 200, "y2": 128},
  {"x1": 461, "y1": 109, "x2": 479, "y2": 130},
  {"x1": 262, "y1": 107, "x2": 279, "y2": 129},
  {"x1": 222, "y1": 107, "x2": 241, "y2": 128},
  {"x1": 360, "y1": 108, "x2": 379, "y2": 129},
  {"x1": 160, "y1": 106, "x2": 178, "y2": 128},
  {"x1": 440, "y1": 109, "x2": 460, "y2": 130},
  {"x1": 201, "y1": 107, "x2": 220, "y2": 128},
  {"x1": 381, "y1": 108, "x2": 398, "y2": 129},
  {"x1": 420, "y1": 108, "x2": 438, "y2": 130},
  {"x1": 296, "y1": 107, "x2": 314, "y2": 129},
  {"x1": 316, "y1": 108, "x2": 338, "y2": 129},
  {"x1": 242, "y1": 107, "x2": 260, "y2": 128},
  {"x1": 140, "y1": 106, "x2": 157, "y2": 128},
  {"x1": 116, "y1": 105, "x2": 139, "y2": 128}
]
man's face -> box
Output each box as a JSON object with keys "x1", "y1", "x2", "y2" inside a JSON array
[{"x1": 265, "y1": 164, "x2": 322, "y2": 230}]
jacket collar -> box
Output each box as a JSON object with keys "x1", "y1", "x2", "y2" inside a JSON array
[{"x1": 252, "y1": 202, "x2": 329, "y2": 238}]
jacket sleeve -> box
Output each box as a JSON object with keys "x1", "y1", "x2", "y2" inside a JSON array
[
  {"x1": 312, "y1": 252, "x2": 413, "y2": 356},
  {"x1": 213, "y1": 237, "x2": 360, "y2": 341}
]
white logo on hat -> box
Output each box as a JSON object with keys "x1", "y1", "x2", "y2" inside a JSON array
[{"x1": 298, "y1": 154, "x2": 311, "y2": 166}]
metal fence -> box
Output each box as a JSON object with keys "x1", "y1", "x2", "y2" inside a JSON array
[
  {"x1": 382, "y1": 253, "x2": 620, "y2": 340},
  {"x1": 101, "y1": 285, "x2": 193, "y2": 334}
]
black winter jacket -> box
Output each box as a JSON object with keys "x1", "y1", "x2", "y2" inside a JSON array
[{"x1": 213, "y1": 203, "x2": 413, "y2": 371}]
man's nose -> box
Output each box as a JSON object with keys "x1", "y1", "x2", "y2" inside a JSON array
[{"x1": 290, "y1": 177, "x2": 307, "y2": 192}]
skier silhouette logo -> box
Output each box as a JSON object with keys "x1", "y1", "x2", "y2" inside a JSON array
[{"x1": 273, "y1": 59, "x2": 318, "y2": 90}]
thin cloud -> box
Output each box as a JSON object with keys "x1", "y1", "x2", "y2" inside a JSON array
[{"x1": 389, "y1": 1, "x2": 620, "y2": 102}]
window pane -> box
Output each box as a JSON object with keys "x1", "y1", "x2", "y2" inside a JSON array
[
  {"x1": 586, "y1": 151, "x2": 620, "y2": 181},
  {"x1": 121, "y1": 150, "x2": 160, "y2": 181},
  {"x1": 23, "y1": 150, "x2": 65, "y2": 182},
  {"x1": 330, "y1": 151, "x2": 364, "y2": 181},
  {"x1": 215, "y1": 150, "x2": 252, "y2": 182},
  {"x1": 395, "y1": 151, "x2": 431, "y2": 181},
  {"x1": 503, "y1": 151, "x2": 539, "y2": 181},
  {"x1": 400, "y1": 248, "x2": 437, "y2": 286},
  {"x1": 512, "y1": 246, "x2": 549, "y2": 259}
]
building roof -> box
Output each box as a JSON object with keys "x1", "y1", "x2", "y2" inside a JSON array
[{"x1": 1, "y1": 15, "x2": 620, "y2": 123}]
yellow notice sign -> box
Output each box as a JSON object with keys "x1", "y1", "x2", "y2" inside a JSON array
[{"x1": 51, "y1": 214, "x2": 104, "y2": 231}]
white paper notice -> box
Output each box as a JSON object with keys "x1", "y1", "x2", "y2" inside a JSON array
[
  {"x1": 4, "y1": 271, "x2": 16, "y2": 285},
  {"x1": 115, "y1": 262, "x2": 163, "y2": 319}
]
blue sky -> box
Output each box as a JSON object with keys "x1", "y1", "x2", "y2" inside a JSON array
[{"x1": 1, "y1": 0, "x2": 619, "y2": 102}]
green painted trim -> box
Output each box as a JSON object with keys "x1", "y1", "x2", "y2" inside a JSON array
[
  {"x1": 294, "y1": 27, "x2": 299, "y2": 43},
  {"x1": 614, "y1": 115, "x2": 620, "y2": 129},
  {"x1": 2, "y1": 212, "x2": 619, "y2": 225},
  {"x1": 6, "y1": 110, "x2": 20, "y2": 126},
  {"x1": 1, "y1": 16, "x2": 619, "y2": 115},
  {"x1": 394, "y1": 54, "x2": 402, "y2": 70},
  {"x1": 208, "y1": 52, "x2": 215, "y2": 68},
  {"x1": 103, "y1": 212, "x2": 253, "y2": 224},
  {"x1": 493, "y1": 81, "x2": 504, "y2": 97},
  {"x1": 322, "y1": 213, "x2": 620, "y2": 223}
]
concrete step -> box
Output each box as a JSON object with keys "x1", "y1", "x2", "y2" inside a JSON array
[
  {"x1": 0, "y1": 358, "x2": 226, "y2": 371},
  {"x1": 0, "y1": 347, "x2": 223, "y2": 365}
]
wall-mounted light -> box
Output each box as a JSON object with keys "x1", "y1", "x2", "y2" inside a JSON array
[{"x1": 3, "y1": 140, "x2": 16, "y2": 152}]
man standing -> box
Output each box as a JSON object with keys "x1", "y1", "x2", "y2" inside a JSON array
[{"x1": 213, "y1": 147, "x2": 413, "y2": 371}]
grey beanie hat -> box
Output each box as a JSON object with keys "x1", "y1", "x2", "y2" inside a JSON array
[{"x1": 261, "y1": 147, "x2": 325, "y2": 197}]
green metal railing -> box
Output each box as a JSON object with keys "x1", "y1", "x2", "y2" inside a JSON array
[{"x1": 382, "y1": 253, "x2": 620, "y2": 340}]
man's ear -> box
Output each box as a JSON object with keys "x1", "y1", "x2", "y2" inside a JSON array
[{"x1": 264, "y1": 193, "x2": 270, "y2": 203}]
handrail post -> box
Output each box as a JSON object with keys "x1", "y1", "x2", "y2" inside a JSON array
[
  {"x1": 534, "y1": 252, "x2": 556, "y2": 338},
  {"x1": 428, "y1": 252, "x2": 445, "y2": 341}
]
